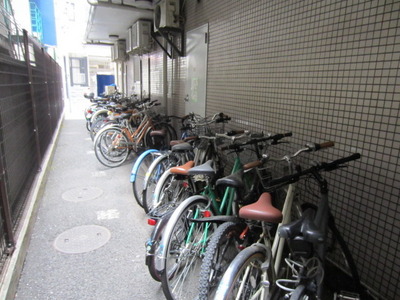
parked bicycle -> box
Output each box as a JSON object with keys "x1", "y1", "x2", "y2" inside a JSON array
[
  {"x1": 154, "y1": 133, "x2": 295, "y2": 300},
  {"x1": 214, "y1": 152, "x2": 363, "y2": 300},
  {"x1": 93, "y1": 99, "x2": 176, "y2": 167},
  {"x1": 196, "y1": 141, "x2": 334, "y2": 299}
]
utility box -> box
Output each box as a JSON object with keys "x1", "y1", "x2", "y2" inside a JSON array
[
  {"x1": 154, "y1": 0, "x2": 180, "y2": 32},
  {"x1": 111, "y1": 40, "x2": 127, "y2": 62},
  {"x1": 127, "y1": 20, "x2": 152, "y2": 55}
]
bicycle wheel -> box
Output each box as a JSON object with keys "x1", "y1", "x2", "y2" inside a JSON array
[
  {"x1": 160, "y1": 196, "x2": 215, "y2": 300},
  {"x1": 131, "y1": 150, "x2": 162, "y2": 207},
  {"x1": 94, "y1": 128, "x2": 131, "y2": 167},
  {"x1": 215, "y1": 244, "x2": 270, "y2": 300},
  {"x1": 142, "y1": 154, "x2": 179, "y2": 213},
  {"x1": 198, "y1": 221, "x2": 245, "y2": 300},
  {"x1": 147, "y1": 173, "x2": 196, "y2": 217},
  {"x1": 90, "y1": 117, "x2": 117, "y2": 141}
]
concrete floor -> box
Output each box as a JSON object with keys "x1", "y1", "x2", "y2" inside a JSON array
[{"x1": 14, "y1": 97, "x2": 165, "y2": 299}]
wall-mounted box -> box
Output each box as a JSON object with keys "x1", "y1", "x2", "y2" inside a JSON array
[
  {"x1": 127, "y1": 20, "x2": 152, "y2": 55},
  {"x1": 111, "y1": 40, "x2": 127, "y2": 62},
  {"x1": 154, "y1": 0, "x2": 180, "y2": 32}
]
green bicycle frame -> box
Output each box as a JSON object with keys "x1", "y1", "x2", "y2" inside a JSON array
[{"x1": 185, "y1": 156, "x2": 243, "y2": 248}]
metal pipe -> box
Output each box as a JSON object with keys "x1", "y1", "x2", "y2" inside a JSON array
[{"x1": 86, "y1": 0, "x2": 154, "y2": 13}]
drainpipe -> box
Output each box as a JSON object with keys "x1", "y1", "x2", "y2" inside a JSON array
[{"x1": 163, "y1": 39, "x2": 168, "y2": 115}]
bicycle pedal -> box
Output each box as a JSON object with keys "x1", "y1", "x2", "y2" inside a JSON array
[{"x1": 334, "y1": 291, "x2": 360, "y2": 300}]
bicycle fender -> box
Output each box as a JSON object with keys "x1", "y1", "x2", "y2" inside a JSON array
[
  {"x1": 130, "y1": 149, "x2": 160, "y2": 182},
  {"x1": 156, "y1": 195, "x2": 210, "y2": 271},
  {"x1": 146, "y1": 211, "x2": 174, "y2": 258},
  {"x1": 215, "y1": 243, "x2": 270, "y2": 299},
  {"x1": 90, "y1": 109, "x2": 108, "y2": 123},
  {"x1": 151, "y1": 168, "x2": 173, "y2": 207}
]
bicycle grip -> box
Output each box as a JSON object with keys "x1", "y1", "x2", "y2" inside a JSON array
[
  {"x1": 315, "y1": 141, "x2": 334, "y2": 150},
  {"x1": 183, "y1": 135, "x2": 198, "y2": 142},
  {"x1": 272, "y1": 132, "x2": 292, "y2": 141},
  {"x1": 323, "y1": 153, "x2": 361, "y2": 170},
  {"x1": 283, "y1": 132, "x2": 292, "y2": 137},
  {"x1": 243, "y1": 160, "x2": 263, "y2": 170},
  {"x1": 227, "y1": 130, "x2": 245, "y2": 136}
]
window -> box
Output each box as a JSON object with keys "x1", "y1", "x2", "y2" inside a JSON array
[{"x1": 70, "y1": 57, "x2": 88, "y2": 86}]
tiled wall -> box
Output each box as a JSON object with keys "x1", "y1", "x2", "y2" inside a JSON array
[{"x1": 142, "y1": 1, "x2": 399, "y2": 298}]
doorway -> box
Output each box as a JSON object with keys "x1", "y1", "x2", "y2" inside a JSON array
[{"x1": 185, "y1": 24, "x2": 208, "y2": 116}]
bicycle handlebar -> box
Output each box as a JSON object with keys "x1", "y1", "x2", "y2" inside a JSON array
[
  {"x1": 267, "y1": 153, "x2": 361, "y2": 188},
  {"x1": 214, "y1": 130, "x2": 250, "y2": 141},
  {"x1": 221, "y1": 132, "x2": 292, "y2": 151}
]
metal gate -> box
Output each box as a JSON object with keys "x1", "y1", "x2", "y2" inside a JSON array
[{"x1": 0, "y1": 28, "x2": 63, "y2": 272}]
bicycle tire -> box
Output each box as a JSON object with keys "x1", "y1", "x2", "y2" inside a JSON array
[
  {"x1": 85, "y1": 120, "x2": 91, "y2": 131},
  {"x1": 142, "y1": 154, "x2": 179, "y2": 213},
  {"x1": 92, "y1": 123, "x2": 122, "y2": 147},
  {"x1": 89, "y1": 111, "x2": 108, "y2": 132},
  {"x1": 90, "y1": 117, "x2": 117, "y2": 141},
  {"x1": 94, "y1": 128, "x2": 131, "y2": 167},
  {"x1": 214, "y1": 243, "x2": 268, "y2": 300},
  {"x1": 159, "y1": 196, "x2": 215, "y2": 300},
  {"x1": 198, "y1": 221, "x2": 245, "y2": 300},
  {"x1": 131, "y1": 150, "x2": 161, "y2": 207}
]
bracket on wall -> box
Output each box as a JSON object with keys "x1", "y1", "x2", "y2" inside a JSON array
[{"x1": 151, "y1": 29, "x2": 184, "y2": 58}]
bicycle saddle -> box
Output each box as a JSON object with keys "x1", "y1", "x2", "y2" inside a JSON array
[
  {"x1": 187, "y1": 160, "x2": 215, "y2": 177},
  {"x1": 150, "y1": 129, "x2": 166, "y2": 137},
  {"x1": 115, "y1": 113, "x2": 131, "y2": 120},
  {"x1": 170, "y1": 161, "x2": 195, "y2": 175},
  {"x1": 239, "y1": 192, "x2": 283, "y2": 223},
  {"x1": 278, "y1": 208, "x2": 324, "y2": 243},
  {"x1": 216, "y1": 169, "x2": 244, "y2": 189},
  {"x1": 171, "y1": 142, "x2": 192, "y2": 152}
]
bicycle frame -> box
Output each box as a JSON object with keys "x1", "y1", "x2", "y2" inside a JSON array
[
  {"x1": 122, "y1": 113, "x2": 154, "y2": 150},
  {"x1": 216, "y1": 142, "x2": 337, "y2": 299},
  {"x1": 229, "y1": 182, "x2": 298, "y2": 300}
]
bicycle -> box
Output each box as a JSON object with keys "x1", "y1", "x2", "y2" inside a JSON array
[
  {"x1": 195, "y1": 141, "x2": 335, "y2": 299},
  {"x1": 155, "y1": 133, "x2": 294, "y2": 300},
  {"x1": 214, "y1": 152, "x2": 363, "y2": 300},
  {"x1": 84, "y1": 91, "x2": 126, "y2": 131},
  {"x1": 93, "y1": 100, "x2": 176, "y2": 167},
  {"x1": 140, "y1": 112, "x2": 232, "y2": 214},
  {"x1": 143, "y1": 131, "x2": 252, "y2": 283}
]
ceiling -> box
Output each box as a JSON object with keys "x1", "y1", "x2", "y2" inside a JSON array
[{"x1": 85, "y1": 0, "x2": 154, "y2": 45}]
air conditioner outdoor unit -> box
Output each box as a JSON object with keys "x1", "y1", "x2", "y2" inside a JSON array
[
  {"x1": 154, "y1": 0, "x2": 180, "y2": 32},
  {"x1": 111, "y1": 40, "x2": 127, "y2": 62},
  {"x1": 127, "y1": 20, "x2": 152, "y2": 55}
]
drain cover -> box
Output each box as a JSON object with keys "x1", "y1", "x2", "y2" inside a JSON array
[
  {"x1": 62, "y1": 187, "x2": 103, "y2": 202},
  {"x1": 54, "y1": 225, "x2": 111, "y2": 254}
]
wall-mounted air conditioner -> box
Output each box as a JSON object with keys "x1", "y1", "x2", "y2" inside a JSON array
[
  {"x1": 154, "y1": 0, "x2": 180, "y2": 32},
  {"x1": 111, "y1": 40, "x2": 127, "y2": 62},
  {"x1": 127, "y1": 20, "x2": 152, "y2": 55}
]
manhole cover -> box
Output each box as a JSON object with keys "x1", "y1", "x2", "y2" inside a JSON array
[
  {"x1": 54, "y1": 225, "x2": 111, "y2": 254},
  {"x1": 62, "y1": 187, "x2": 103, "y2": 202}
]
